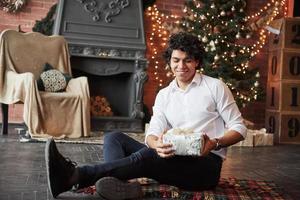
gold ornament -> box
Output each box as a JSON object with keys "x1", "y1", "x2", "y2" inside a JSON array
[
  {"x1": 214, "y1": 54, "x2": 220, "y2": 61},
  {"x1": 209, "y1": 40, "x2": 214, "y2": 45},
  {"x1": 202, "y1": 36, "x2": 208, "y2": 43},
  {"x1": 183, "y1": 6, "x2": 187, "y2": 13},
  {"x1": 188, "y1": 14, "x2": 194, "y2": 20},
  {"x1": 200, "y1": 15, "x2": 207, "y2": 20}
]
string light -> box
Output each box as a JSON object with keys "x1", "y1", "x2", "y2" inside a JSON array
[
  {"x1": 146, "y1": 5, "x2": 178, "y2": 88},
  {"x1": 230, "y1": 0, "x2": 284, "y2": 103},
  {"x1": 247, "y1": 0, "x2": 287, "y2": 58},
  {"x1": 146, "y1": 0, "x2": 286, "y2": 104},
  {"x1": 245, "y1": 0, "x2": 286, "y2": 20}
]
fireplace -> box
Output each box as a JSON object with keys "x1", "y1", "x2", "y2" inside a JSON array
[{"x1": 53, "y1": 0, "x2": 148, "y2": 132}]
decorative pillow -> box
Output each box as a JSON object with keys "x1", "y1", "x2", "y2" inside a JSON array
[
  {"x1": 162, "y1": 128, "x2": 204, "y2": 156},
  {"x1": 37, "y1": 63, "x2": 71, "y2": 92}
]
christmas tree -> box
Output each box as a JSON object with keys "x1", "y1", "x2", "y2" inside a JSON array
[{"x1": 180, "y1": 0, "x2": 263, "y2": 107}]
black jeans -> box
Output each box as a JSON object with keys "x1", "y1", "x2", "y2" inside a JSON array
[{"x1": 78, "y1": 132, "x2": 223, "y2": 190}]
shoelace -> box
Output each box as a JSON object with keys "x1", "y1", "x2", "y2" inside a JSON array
[
  {"x1": 60, "y1": 157, "x2": 78, "y2": 190},
  {"x1": 55, "y1": 152, "x2": 77, "y2": 178},
  {"x1": 63, "y1": 157, "x2": 77, "y2": 169}
]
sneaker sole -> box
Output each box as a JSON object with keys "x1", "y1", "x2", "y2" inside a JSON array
[
  {"x1": 45, "y1": 138, "x2": 56, "y2": 198},
  {"x1": 96, "y1": 177, "x2": 142, "y2": 200}
]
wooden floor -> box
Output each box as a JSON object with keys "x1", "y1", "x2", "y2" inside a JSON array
[{"x1": 0, "y1": 124, "x2": 299, "y2": 200}]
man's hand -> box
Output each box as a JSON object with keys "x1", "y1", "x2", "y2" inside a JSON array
[
  {"x1": 152, "y1": 134, "x2": 175, "y2": 158},
  {"x1": 201, "y1": 134, "x2": 217, "y2": 156}
]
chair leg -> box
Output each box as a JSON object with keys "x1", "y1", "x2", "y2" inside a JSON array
[{"x1": 1, "y1": 103, "x2": 8, "y2": 135}]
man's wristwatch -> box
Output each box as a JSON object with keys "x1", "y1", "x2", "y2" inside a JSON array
[{"x1": 214, "y1": 138, "x2": 222, "y2": 151}]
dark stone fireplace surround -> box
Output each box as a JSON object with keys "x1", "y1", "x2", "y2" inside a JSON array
[{"x1": 53, "y1": 0, "x2": 148, "y2": 132}]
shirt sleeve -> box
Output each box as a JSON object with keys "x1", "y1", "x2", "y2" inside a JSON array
[
  {"x1": 145, "y1": 90, "x2": 170, "y2": 145},
  {"x1": 215, "y1": 81, "x2": 247, "y2": 138}
]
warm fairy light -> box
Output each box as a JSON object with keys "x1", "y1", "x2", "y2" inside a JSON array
[
  {"x1": 146, "y1": 5, "x2": 179, "y2": 88},
  {"x1": 243, "y1": 0, "x2": 285, "y2": 70},
  {"x1": 147, "y1": 0, "x2": 285, "y2": 104},
  {"x1": 246, "y1": 0, "x2": 284, "y2": 20},
  {"x1": 246, "y1": 0, "x2": 286, "y2": 60},
  {"x1": 183, "y1": 0, "x2": 286, "y2": 104}
]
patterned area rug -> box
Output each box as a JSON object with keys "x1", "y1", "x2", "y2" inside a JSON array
[{"x1": 77, "y1": 177, "x2": 292, "y2": 200}]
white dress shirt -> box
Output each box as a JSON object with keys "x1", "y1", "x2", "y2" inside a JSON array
[{"x1": 145, "y1": 73, "x2": 247, "y2": 158}]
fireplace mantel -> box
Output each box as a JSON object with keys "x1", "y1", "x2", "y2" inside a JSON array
[
  {"x1": 53, "y1": 0, "x2": 148, "y2": 132},
  {"x1": 53, "y1": 0, "x2": 146, "y2": 55}
]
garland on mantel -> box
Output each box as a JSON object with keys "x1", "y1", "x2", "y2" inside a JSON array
[
  {"x1": 0, "y1": 0, "x2": 26, "y2": 13},
  {"x1": 32, "y1": 4, "x2": 57, "y2": 35}
]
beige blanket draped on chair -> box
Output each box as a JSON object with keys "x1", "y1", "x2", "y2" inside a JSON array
[{"x1": 0, "y1": 29, "x2": 90, "y2": 138}]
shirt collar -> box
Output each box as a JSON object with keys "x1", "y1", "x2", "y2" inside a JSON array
[{"x1": 170, "y1": 73, "x2": 202, "y2": 92}]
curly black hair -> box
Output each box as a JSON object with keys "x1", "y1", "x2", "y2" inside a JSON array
[{"x1": 163, "y1": 32, "x2": 204, "y2": 69}]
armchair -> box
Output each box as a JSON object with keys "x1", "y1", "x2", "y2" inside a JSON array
[{"x1": 0, "y1": 29, "x2": 90, "y2": 138}]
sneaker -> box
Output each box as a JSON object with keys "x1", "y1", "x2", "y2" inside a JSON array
[
  {"x1": 45, "y1": 138, "x2": 77, "y2": 198},
  {"x1": 19, "y1": 131, "x2": 36, "y2": 143},
  {"x1": 95, "y1": 177, "x2": 142, "y2": 200}
]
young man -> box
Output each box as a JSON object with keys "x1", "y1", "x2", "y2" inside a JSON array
[{"x1": 45, "y1": 32, "x2": 246, "y2": 200}]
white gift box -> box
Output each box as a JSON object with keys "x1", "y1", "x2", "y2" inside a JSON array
[
  {"x1": 232, "y1": 129, "x2": 254, "y2": 147},
  {"x1": 162, "y1": 129, "x2": 204, "y2": 156},
  {"x1": 254, "y1": 131, "x2": 274, "y2": 146},
  {"x1": 232, "y1": 129, "x2": 274, "y2": 147},
  {"x1": 242, "y1": 130, "x2": 255, "y2": 147}
]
